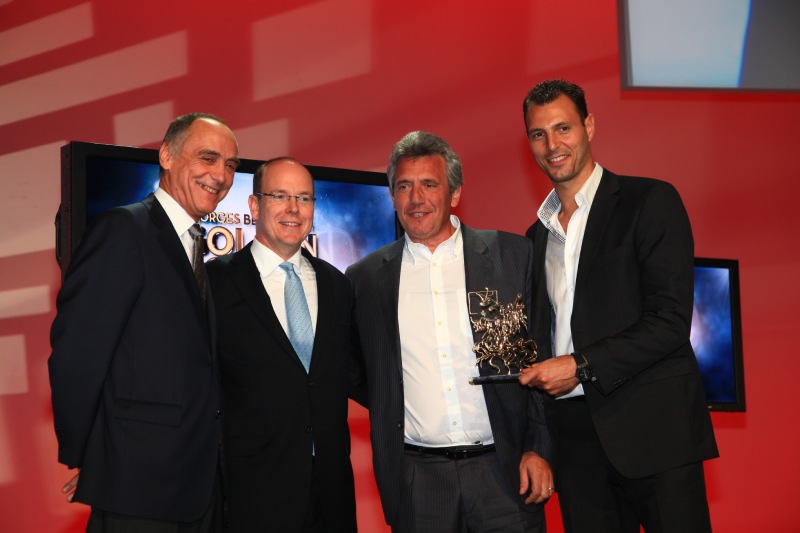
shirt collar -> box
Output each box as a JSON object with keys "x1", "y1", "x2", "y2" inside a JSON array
[
  {"x1": 251, "y1": 239, "x2": 306, "y2": 277},
  {"x1": 402, "y1": 214, "x2": 463, "y2": 263},
  {"x1": 537, "y1": 163, "x2": 604, "y2": 242},
  {"x1": 154, "y1": 187, "x2": 196, "y2": 237}
]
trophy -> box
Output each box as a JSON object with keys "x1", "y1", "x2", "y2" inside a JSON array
[{"x1": 468, "y1": 289, "x2": 537, "y2": 384}]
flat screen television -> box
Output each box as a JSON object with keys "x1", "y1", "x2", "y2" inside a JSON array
[
  {"x1": 57, "y1": 141, "x2": 400, "y2": 275},
  {"x1": 691, "y1": 257, "x2": 746, "y2": 411},
  {"x1": 618, "y1": 0, "x2": 800, "y2": 91}
]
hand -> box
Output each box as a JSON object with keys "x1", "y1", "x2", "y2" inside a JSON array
[
  {"x1": 519, "y1": 356, "x2": 580, "y2": 397},
  {"x1": 518, "y1": 452, "x2": 554, "y2": 504},
  {"x1": 62, "y1": 470, "x2": 79, "y2": 503}
]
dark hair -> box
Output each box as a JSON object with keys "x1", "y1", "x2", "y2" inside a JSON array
[
  {"x1": 522, "y1": 79, "x2": 588, "y2": 121},
  {"x1": 387, "y1": 131, "x2": 462, "y2": 193},
  {"x1": 159, "y1": 112, "x2": 228, "y2": 176},
  {"x1": 253, "y1": 157, "x2": 310, "y2": 194}
]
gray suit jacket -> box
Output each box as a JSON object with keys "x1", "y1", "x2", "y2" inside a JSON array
[{"x1": 346, "y1": 223, "x2": 552, "y2": 526}]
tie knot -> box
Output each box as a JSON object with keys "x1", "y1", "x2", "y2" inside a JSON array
[
  {"x1": 188, "y1": 224, "x2": 205, "y2": 240},
  {"x1": 280, "y1": 262, "x2": 297, "y2": 276}
]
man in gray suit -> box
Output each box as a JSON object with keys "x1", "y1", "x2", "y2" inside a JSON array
[{"x1": 347, "y1": 131, "x2": 553, "y2": 532}]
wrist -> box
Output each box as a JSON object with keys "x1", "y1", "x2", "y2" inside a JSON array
[{"x1": 571, "y1": 352, "x2": 596, "y2": 383}]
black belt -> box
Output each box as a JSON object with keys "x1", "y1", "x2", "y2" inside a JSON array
[{"x1": 404, "y1": 443, "x2": 495, "y2": 460}]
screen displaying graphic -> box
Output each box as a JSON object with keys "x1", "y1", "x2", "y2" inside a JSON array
[
  {"x1": 691, "y1": 258, "x2": 746, "y2": 411},
  {"x1": 84, "y1": 158, "x2": 396, "y2": 272},
  {"x1": 619, "y1": 0, "x2": 800, "y2": 90},
  {"x1": 68, "y1": 144, "x2": 398, "y2": 274}
]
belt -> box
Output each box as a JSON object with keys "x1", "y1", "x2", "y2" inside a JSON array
[{"x1": 404, "y1": 443, "x2": 495, "y2": 460}]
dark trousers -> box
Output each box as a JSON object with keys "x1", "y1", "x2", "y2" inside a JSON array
[
  {"x1": 86, "y1": 472, "x2": 223, "y2": 533},
  {"x1": 555, "y1": 398, "x2": 712, "y2": 533},
  {"x1": 391, "y1": 448, "x2": 544, "y2": 533}
]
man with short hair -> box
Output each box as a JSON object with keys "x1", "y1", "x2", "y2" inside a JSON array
[
  {"x1": 347, "y1": 131, "x2": 553, "y2": 532},
  {"x1": 50, "y1": 113, "x2": 240, "y2": 532},
  {"x1": 207, "y1": 158, "x2": 359, "y2": 532},
  {"x1": 519, "y1": 79, "x2": 718, "y2": 533}
]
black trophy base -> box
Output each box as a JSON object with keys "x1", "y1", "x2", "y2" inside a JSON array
[{"x1": 469, "y1": 373, "x2": 522, "y2": 385}]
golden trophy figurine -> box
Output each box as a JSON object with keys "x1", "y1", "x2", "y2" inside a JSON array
[{"x1": 468, "y1": 289, "x2": 537, "y2": 384}]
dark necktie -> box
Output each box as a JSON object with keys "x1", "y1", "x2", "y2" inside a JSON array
[
  {"x1": 188, "y1": 224, "x2": 207, "y2": 305},
  {"x1": 279, "y1": 262, "x2": 314, "y2": 372}
]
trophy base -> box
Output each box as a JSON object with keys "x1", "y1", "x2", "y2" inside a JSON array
[{"x1": 469, "y1": 373, "x2": 521, "y2": 385}]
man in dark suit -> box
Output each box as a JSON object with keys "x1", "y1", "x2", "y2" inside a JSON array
[
  {"x1": 347, "y1": 131, "x2": 553, "y2": 532},
  {"x1": 207, "y1": 158, "x2": 359, "y2": 532},
  {"x1": 49, "y1": 113, "x2": 240, "y2": 532},
  {"x1": 518, "y1": 79, "x2": 718, "y2": 533}
]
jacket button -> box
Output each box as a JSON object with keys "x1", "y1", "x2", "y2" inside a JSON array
[
  {"x1": 306, "y1": 426, "x2": 312, "y2": 433},
  {"x1": 215, "y1": 410, "x2": 221, "y2": 419}
]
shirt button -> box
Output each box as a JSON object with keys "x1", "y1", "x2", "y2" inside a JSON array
[{"x1": 441, "y1": 354, "x2": 447, "y2": 358}]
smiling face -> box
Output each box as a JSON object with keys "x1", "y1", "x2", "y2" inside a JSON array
[
  {"x1": 158, "y1": 118, "x2": 239, "y2": 220},
  {"x1": 391, "y1": 155, "x2": 461, "y2": 252},
  {"x1": 525, "y1": 94, "x2": 595, "y2": 187},
  {"x1": 249, "y1": 159, "x2": 315, "y2": 261}
]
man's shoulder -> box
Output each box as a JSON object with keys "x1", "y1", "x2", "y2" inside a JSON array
[
  {"x1": 606, "y1": 170, "x2": 678, "y2": 195},
  {"x1": 306, "y1": 252, "x2": 349, "y2": 284},
  {"x1": 346, "y1": 238, "x2": 402, "y2": 275},
  {"x1": 464, "y1": 226, "x2": 532, "y2": 251}
]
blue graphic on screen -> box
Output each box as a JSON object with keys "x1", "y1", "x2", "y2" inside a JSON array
[
  {"x1": 691, "y1": 267, "x2": 735, "y2": 403},
  {"x1": 86, "y1": 159, "x2": 160, "y2": 224},
  {"x1": 84, "y1": 157, "x2": 396, "y2": 273}
]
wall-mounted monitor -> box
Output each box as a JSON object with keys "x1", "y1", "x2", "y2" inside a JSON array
[
  {"x1": 618, "y1": 0, "x2": 800, "y2": 91},
  {"x1": 57, "y1": 141, "x2": 399, "y2": 275},
  {"x1": 692, "y1": 257, "x2": 746, "y2": 411}
]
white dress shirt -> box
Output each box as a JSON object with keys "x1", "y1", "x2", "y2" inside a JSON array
[
  {"x1": 250, "y1": 239, "x2": 318, "y2": 335},
  {"x1": 398, "y1": 215, "x2": 493, "y2": 447},
  {"x1": 537, "y1": 163, "x2": 603, "y2": 399},
  {"x1": 154, "y1": 187, "x2": 197, "y2": 264}
]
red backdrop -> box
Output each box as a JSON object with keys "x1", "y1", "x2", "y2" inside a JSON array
[{"x1": 1, "y1": 1, "x2": 798, "y2": 531}]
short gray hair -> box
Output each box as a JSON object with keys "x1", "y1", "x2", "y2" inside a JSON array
[{"x1": 387, "y1": 131, "x2": 462, "y2": 193}]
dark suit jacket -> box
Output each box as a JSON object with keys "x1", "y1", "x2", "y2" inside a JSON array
[
  {"x1": 48, "y1": 194, "x2": 221, "y2": 522},
  {"x1": 527, "y1": 169, "x2": 718, "y2": 479},
  {"x1": 346, "y1": 224, "x2": 552, "y2": 526},
  {"x1": 207, "y1": 243, "x2": 357, "y2": 532}
]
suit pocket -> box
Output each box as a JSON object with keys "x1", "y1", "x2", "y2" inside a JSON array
[{"x1": 112, "y1": 398, "x2": 182, "y2": 427}]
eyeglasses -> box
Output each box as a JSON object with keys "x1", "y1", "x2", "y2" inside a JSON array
[{"x1": 253, "y1": 192, "x2": 316, "y2": 205}]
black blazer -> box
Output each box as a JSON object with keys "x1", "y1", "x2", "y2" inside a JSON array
[
  {"x1": 49, "y1": 194, "x2": 221, "y2": 522},
  {"x1": 527, "y1": 169, "x2": 718, "y2": 478},
  {"x1": 207, "y1": 243, "x2": 358, "y2": 532},
  {"x1": 346, "y1": 224, "x2": 553, "y2": 526}
]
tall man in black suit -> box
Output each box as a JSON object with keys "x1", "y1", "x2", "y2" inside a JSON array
[
  {"x1": 347, "y1": 131, "x2": 553, "y2": 532},
  {"x1": 207, "y1": 158, "x2": 359, "y2": 532},
  {"x1": 49, "y1": 113, "x2": 240, "y2": 532},
  {"x1": 518, "y1": 79, "x2": 718, "y2": 533}
]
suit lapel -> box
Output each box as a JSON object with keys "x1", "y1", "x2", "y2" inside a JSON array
[
  {"x1": 146, "y1": 195, "x2": 207, "y2": 329},
  {"x1": 378, "y1": 240, "x2": 404, "y2": 377},
  {"x1": 229, "y1": 244, "x2": 300, "y2": 367},
  {"x1": 576, "y1": 169, "x2": 619, "y2": 291},
  {"x1": 306, "y1": 252, "x2": 331, "y2": 374},
  {"x1": 462, "y1": 225, "x2": 492, "y2": 300}
]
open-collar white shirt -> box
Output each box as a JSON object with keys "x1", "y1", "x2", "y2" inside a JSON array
[
  {"x1": 398, "y1": 215, "x2": 493, "y2": 447},
  {"x1": 538, "y1": 162, "x2": 604, "y2": 398}
]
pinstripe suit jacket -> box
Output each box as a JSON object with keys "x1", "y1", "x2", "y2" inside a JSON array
[{"x1": 346, "y1": 223, "x2": 552, "y2": 526}]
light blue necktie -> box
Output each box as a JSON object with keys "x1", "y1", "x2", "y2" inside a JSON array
[{"x1": 279, "y1": 262, "x2": 314, "y2": 372}]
